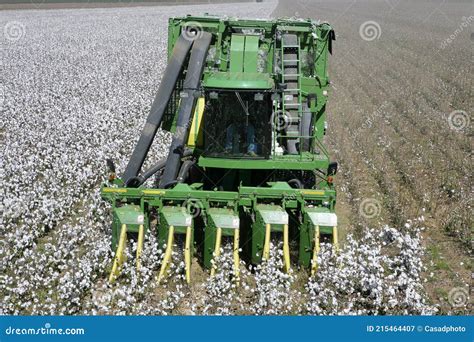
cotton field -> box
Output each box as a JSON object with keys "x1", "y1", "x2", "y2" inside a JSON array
[{"x1": 1, "y1": 0, "x2": 468, "y2": 315}]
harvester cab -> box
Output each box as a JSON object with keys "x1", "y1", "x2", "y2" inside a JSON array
[{"x1": 102, "y1": 15, "x2": 338, "y2": 283}]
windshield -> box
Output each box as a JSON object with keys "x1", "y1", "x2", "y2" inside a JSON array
[{"x1": 202, "y1": 91, "x2": 272, "y2": 159}]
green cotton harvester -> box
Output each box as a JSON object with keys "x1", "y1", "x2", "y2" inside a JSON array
[{"x1": 102, "y1": 15, "x2": 338, "y2": 284}]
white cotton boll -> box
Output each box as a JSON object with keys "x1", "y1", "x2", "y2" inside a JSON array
[
  {"x1": 2, "y1": 1, "x2": 439, "y2": 316},
  {"x1": 305, "y1": 226, "x2": 437, "y2": 315}
]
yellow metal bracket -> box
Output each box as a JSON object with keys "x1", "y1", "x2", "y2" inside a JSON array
[
  {"x1": 184, "y1": 226, "x2": 192, "y2": 283},
  {"x1": 210, "y1": 227, "x2": 240, "y2": 284},
  {"x1": 109, "y1": 223, "x2": 145, "y2": 283},
  {"x1": 233, "y1": 228, "x2": 240, "y2": 283},
  {"x1": 136, "y1": 224, "x2": 144, "y2": 271},
  {"x1": 109, "y1": 224, "x2": 128, "y2": 283},
  {"x1": 210, "y1": 227, "x2": 222, "y2": 277},
  {"x1": 187, "y1": 97, "x2": 205, "y2": 147},
  {"x1": 283, "y1": 224, "x2": 291, "y2": 273},
  {"x1": 262, "y1": 223, "x2": 291, "y2": 273},
  {"x1": 158, "y1": 225, "x2": 193, "y2": 284},
  {"x1": 332, "y1": 226, "x2": 339, "y2": 253},
  {"x1": 263, "y1": 223, "x2": 271, "y2": 261},
  {"x1": 158, "y1": 226, "x2": 175, "y2": 284},
  {"x1": 311, "y1": 225, "x2": 320, "y2": 276}
]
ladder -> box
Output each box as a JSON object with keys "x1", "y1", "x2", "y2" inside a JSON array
[{"x1": 281, "y1": 34, "x2": 302, "y2": 154}]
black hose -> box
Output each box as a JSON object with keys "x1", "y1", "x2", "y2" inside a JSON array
[
  {"x1": 141, "y1": 159, "x2": 167, "y2": 181},
  {"x1": 125, "y1": 149, "x2": 194, "y2": 188},
  {"x1": 288, "y1": 178, "x2": 303, "y2": 189},
  {"x1": 177, "y1": 160, "x2": 194, "y2": 183},
  {"x1": 300, "y1": 104, "x2": 312, "y2": 152},
  {"x1": 162, "y1": 180, "x2": 178, "y2": 189}
]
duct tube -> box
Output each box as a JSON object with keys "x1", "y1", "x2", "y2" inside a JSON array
[
  {"x1": 160, "y1": 155, "x2": 196, "y2": 189},
  {"x1": 125, "y1": 149, "x2": 194, "y2": 188},
  {"x1": 176, "y1": 160, "x2": 194, "y2": 183},
  {"x1": 142, "y1": 149, "x2": 193, "y2": 183},
  {"x1": 122, "y1": 34, "x2": 194, "y2": 184},
  {"x1": 159, "y1": 32, "x2": 212, "y2": 188}
]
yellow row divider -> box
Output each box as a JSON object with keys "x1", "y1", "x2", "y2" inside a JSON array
[
  {"x1": 233, "y1": 228, "x2": 240, "y2": 283},
  {"x1": 109, "y1": 224, "x2": 127, "y2": 283},
  {"x1": 282, "y1": 224, "x2": 291, "y2": 273},
  {"x1": 311, "y1": 225, "x2": 320, "y2": 276},
  {"x1": 332, "y1": 226, "x2": 339, "y2": 253},
  {"x1": 263, "y1": 223, "x2": 271, "y2": 261},
  {"x1": 210, "y1": 227, "x2": 222, "y2": 277},
  {"x1": 136, "y1": 224, "x2": 144, "y2": 271},
  {"x1": 184, "y1": 226, "x2": 192, "y2": 283},
  {"x1": 157, "y1": 225, "x2": 174, "y2": 284}
]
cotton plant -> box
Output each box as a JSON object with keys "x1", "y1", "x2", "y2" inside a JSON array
[
  {"x1": 201, "y1": 244, "x2": 252, "y2": 315},
  {"x1": 1, "y1": 0, "x2": 277, "y2": 315},
  {"x1": 306, "y1": 226, "x2": 437, "y2": 315},
  {"x1": 251, "y1": 241, "x2": 299, "y2": 315},
  {"x1": 1, "y1": 1, "x2": 438, "y2": 316}
]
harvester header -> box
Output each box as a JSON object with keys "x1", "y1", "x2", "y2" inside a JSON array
[{"x1": 102, "y1": 14, "x2": 338, "y2": 283}]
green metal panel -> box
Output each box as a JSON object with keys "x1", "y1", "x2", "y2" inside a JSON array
[
  {"x1": 111, "y1": 205, "x2": 148, "y2": 249},
  {"x1": 249, "y1": 210, "x2": 265, "y2": 264},
  {"x1": 102, "y1": 183, "x2": 336, "y2": 204},
  {"x1": 230, "y1": 34, "x2": 245, "y2": 72},
  {"x1": 161, "y1": 206, "x2": 193, "y2": 228},
  {"x1": 307, "y1": 210, "x2": 337, "y2": 230},
  {"x1": 315, "y1": 24, "x2": 331, "y2": 84},
  {"x1": 203, "y1": 208, "x2": 239, "y2": 269},
  {"x1": 115, "y1": 205, "x2": 145, "y2": 226},
  {"x1": 198, "y1": 155, "x2": 328, "y2": 170},
  {"x1": 277, "y1": 25, "x2": 312, "y2": 32},
  {"x1": 300, "y1": 77, "x2": 321, "y2": 90},
  {"x1": 299, "y1": 206, "x2": 336, "y2": 267},
  {"x1": 208, "y1": 208, "x2": 240, "y2": 229},
  {"x1": 256, "y1": 205, "x2": 289, "y2": 226},
  {"x1": 244, "y1": 35, "x2": 259, "y2": 73},
  {"x1": 250, "y1": 204, "x2": 288, "y2": 264},
  {"x1": 203, "y1": 72, "x2": 274, "y2": 89},
  {"x1": 157, "y1": 206, "x2": 194, "y2": 255}
]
